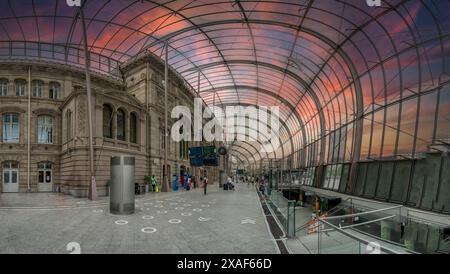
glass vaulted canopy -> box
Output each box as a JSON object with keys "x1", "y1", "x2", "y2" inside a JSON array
[{"x1": 0, "y1": 0, "x2": 449, "y2": 169}]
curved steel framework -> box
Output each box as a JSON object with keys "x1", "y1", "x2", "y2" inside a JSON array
[{"x1": 0, "y1": 0, "x2": 449, "y2": 190}]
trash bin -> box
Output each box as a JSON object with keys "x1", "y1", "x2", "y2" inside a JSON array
[{"x1": 110, "y1": 155, "x2": 135, "y2": 215}]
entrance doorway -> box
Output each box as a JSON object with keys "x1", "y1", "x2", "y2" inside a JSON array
[
  {"x1": 38, "y1": 162, "x2": 53, "y2": 192},
  {"x1": 2, "y1": 161, "x2": 19, "y2": 193}
]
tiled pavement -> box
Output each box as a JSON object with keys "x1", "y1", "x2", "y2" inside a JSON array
[{"x1": 0, "y1": 184, "x2": 279, "y2": 254}]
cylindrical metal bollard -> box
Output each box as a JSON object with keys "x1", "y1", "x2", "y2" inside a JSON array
[{"x1": 110, "y1": 155, "x2": 135, "y2": 215}]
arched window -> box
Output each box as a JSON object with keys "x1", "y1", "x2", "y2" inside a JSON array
[
  {"x1": 0, "y1": 79, "x2": 8, "y2": 96},
  {"x1": 65, "y1": 110, "x2": 72, "y2": 141},
  {"x1": 130, "y1": 112, "x2": 137, "y2": 144},
  {"x1": 103, "y1": 104, "x2": 113, "y2": 138},
  {"x1": 15, "y1": 79, "x2": 26, "y2": 96},
  {"x1": 117, "y1": 109, "x2": 126, "y2": 141},
  {"x1": 49, "y1": 82, "x2": 60, "y2": 99},
  {"x1": 37, "y1": 115, "x2": 54, "y2": 144},
  {"x1": 2, "y1": 113, "x2": 20, "y2": 143}
]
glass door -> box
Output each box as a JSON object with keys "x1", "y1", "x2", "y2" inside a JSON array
[
  {"x1": 2, "y1": 162, "x2": 19, "y2": 193},
  {"x1": 38, "y1": 162, "x2": 52, "y2": 192}
]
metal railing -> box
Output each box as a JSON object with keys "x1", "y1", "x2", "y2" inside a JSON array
[
  {"x1": 309, "y1": 205, "x2": 414, "y2": 254},
  {"x1": 267, "y1": 190, "x2": 296, "y2": 237},
  {"x1": 0, "y1": 41, "x2": 122, "y2": 79},
  {"x1": 316, "y1": 218, "x2": 410, "y2": 254},
  {"x1": 295, "y1": 197, "x2": 351, "y2": 234}
]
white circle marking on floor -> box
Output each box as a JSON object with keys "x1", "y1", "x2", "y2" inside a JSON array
[
  {"x1": 168, "y1": 219, "x2": 182, "y2": 224},
  {"x1": 115, "y1": 220, "x2": 128, "y2": 225},
  {"x1": 142, "y1": 215, "x2": 154, "y2": 220},
  {"x1": 181, "y1": 212, "x2": 192, "y2": 216},
  {"x1": 141, "y1": 227, "x2": 157, "y2": 233}
]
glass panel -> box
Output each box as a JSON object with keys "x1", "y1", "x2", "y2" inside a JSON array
[
  {"x1": 49, "y1": 82, "x2": 60, "y2": 99},
  {"x1": 103, "y1": 105, "x2": 112, "y2": 138},
  {"x1": 15, "y1": 81, "x2": 25, "y2": 96},
  {"x1": 0, "y1": 80, "x2": 7, "y2": 96},
  {"x1": 37, "y1": 115, "x2": 53, "y2": 144},
  {"x1": 436, "y1": 86, "x2": 450, "y2": 140},
  {"x1": 66, "y1": 111, "x2": 72, "y2": 140},
  {"x1": 416, "y1": 92, "x2": 437, "y2": 153},
  {"x1": 130, "y1": 113, "x2": 137, "y2": 143},
  {"x1": 45, "y1": 171, "x2": 51, "y2": 183},
  {"x1": 3, "y1": 172, "x2": 9, "y2": 183},
  {"x1": 32, "y1": 81, "x2": 42, "y2": 97},
  {"x1": 3, "y1": 113, "x2": 20, "y2": 143},
  {"x1": 117, "y1": 109, "x2": 126, "y2": 141},
  {"x1": 11, "y1": 171, "x2": 17, "y2": 183},
  {"x1": 38, "y1": 171, "x2": 44, "y2": 183}
]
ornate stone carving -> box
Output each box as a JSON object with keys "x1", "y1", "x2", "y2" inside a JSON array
[{"x1": 77, "y1": 95, "x2": 86, "y2": 135}]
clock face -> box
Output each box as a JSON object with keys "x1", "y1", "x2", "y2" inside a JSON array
[{"x1": 218, "y1": 147, "x2": 227, "y2": 155}]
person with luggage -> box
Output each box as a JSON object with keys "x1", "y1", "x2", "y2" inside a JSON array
[
  {"x1": 187, "y1": 176, "x2": 191, "y2": 191},
  {"x1": 228, "y1": 176, "x2": 235, "y2": 191},
  {"x1": 150, "y1": 175, "x2": 157, "y2": 193},
  {"x1": 203, "y1": 176, "x2": 208, "y2": 195},
  {"x1": 183, "y1": 175, "x2": 188, "y2": 190}
]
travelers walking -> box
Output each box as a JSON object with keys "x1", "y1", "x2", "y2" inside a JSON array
[
  {"x1": 203, "y1": 176, "x2": 208, "y2": 195},
  {"x1": 150, "y1": 175, "x2": 157, "y2": 192},
  {"x1": 187, "y1": 176, "x2": 191, "y2": 191}
]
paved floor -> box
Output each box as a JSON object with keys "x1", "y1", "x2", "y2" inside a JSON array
[{"x1": 0, "y1": 184, "x2": 279, "y2": 254}]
